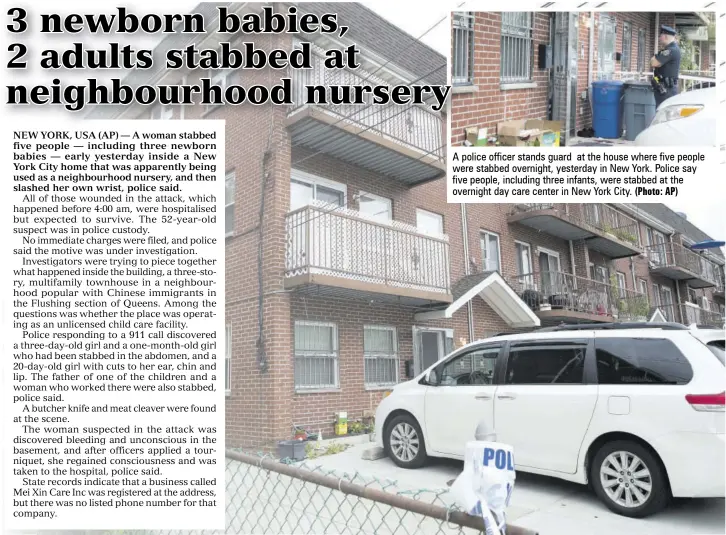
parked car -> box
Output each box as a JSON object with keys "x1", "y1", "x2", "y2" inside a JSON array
[
  {"x1": 690, "y1": 327, "x2": 725, "y2": 364},
  {"x1": 634, "y1": 87, "x2": 716, "y2": 146},
  {"x1": 374, "y1": 323, "x2": 725, "y2": 518}
]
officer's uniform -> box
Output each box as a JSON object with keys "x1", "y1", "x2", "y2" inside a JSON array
[{"x1": 652, "y1": 25, "x2": 681, "y2": 108}]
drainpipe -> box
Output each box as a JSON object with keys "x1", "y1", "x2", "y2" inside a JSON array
[
  {"x1": 569, "y1": 240, "x2": 577, "y2": 278},
  {"x1": 460, "y1": 203, "x2": 475, "y2": 343},
  {"x1": 669, "y1": 233, "x2": 683, "y2": 321},
  {"x1": 630, "y1": 257, "x2": 637, "y2": 291},
  {"x1": 654, "y1": 14, "x2": 660, "y2": 56},
  {"x1": 588, "y1": 13, "x2": 595, "y2": 121}
]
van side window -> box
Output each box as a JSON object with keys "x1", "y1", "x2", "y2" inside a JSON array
[
  {"x1": 595, "y1": 338, "x2": 693, "y2": 385},
  {"x1": 505, "y1": 343, "x2": 586, "y2": 385},
  {"x1": 439, "y1": 346, "x2": 500, "y2": 386}
]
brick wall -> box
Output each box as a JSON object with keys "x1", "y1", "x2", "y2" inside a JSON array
[{"x1": 451, "y1": 12, "x2": 551, "y2": 145}]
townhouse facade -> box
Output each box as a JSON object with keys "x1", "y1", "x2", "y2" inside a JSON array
[
  {"x1": 93, "y1": 3, "x2": 724, "y2": 450},
  {"x1": 451, "y1": 11, "x2": 715, "y2": 145}
]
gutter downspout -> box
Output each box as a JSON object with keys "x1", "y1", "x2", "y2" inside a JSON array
[
  {"x1": 669, "y1": 233, "x2": 683, "y2": 322},
  {"x1": 461, "y1": 204, "x2": 475, "y2": 343},
  {"x1": 654, "y1": 14, "x2": 660, "y2": 55},
  {"x1": 569, "y1": 240, "x2": 577, "y2": 279},
  {"x1": 588, "y1": 12, "x2": 595, "y2": 117}
]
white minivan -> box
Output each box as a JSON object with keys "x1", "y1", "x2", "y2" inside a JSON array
[{"x1": 374, "y1": 323, "x2": 725, "y2": 518}]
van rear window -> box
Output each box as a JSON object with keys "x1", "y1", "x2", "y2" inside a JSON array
[
  {"x1": 707, "y1": 341, "x2": 725, "y2": 365},
  {"x1": 595, "y1": 338, "x2": 693, "y2": 385}
]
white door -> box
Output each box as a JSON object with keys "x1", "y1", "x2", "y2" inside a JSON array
[
  {"x1": 539, "y1": 249, "x2": 561, "y2": 295},
  {"x1": 494, "y1": 340, "x2": 597, "y2": 473},
  {"x1": 358, "y1": 192, "x2": 392, "y2": 283},
  {"x1": 424, "y1": 345, "x2": 502, "y2": 456}
]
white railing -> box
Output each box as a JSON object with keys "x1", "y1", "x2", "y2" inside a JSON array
[{"x1": 595, "y1": 70, "x2": 716, "y2": 93}]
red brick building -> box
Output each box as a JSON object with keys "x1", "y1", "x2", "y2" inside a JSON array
[
  {"x1": 94, "y1": 4, "x2": 724, "y2": 449},
  {"x1": 451, "y1": 11, "x2": 714, "y2": 145}
]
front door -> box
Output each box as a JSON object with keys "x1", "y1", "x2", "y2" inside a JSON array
[
  {"x1": 551, "y1": 12, "x2": 579, "y2": 143},
  {"x1": 413, "y1": 327, "x2": 453, "y2": 376},
  {"x1": 424, "y1": 344, "x2": 502, "y2": 456},
  {"x1": 494, "y1": 340, "x2": 597, "y2": 474}
]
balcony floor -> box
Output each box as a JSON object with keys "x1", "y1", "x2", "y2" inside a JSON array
[
  {"x1": 535, "y1": 308, "x2": 615, "y2": 326},
  {"x1": 508, "y1": 209, "x2": 642, "y2": 258},
  {"x1": 284, "y1": 273, "x2": 453, "y2": 307},
  {"x1": 650, "y1": 266, "x2": 716, "y2": 289},
  {"x1": 287, "y1": 107, "x2": 445, "y2": 186}
]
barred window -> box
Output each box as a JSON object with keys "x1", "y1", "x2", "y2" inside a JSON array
[
  {"x1": 225, "y1": 172, "x2": 235, "y2": 237},
  {"x1": 364, "y1": 326, "x2": 399, "y2": 387},
  {"x1": 294, "y1": 321, "x2": 339, "y2": 390},
  {"x1": 225, "y1": 324, "x2": 231, "y2": 393},
  {"x1": 501, "y1": 12, "x2": 534, "y2": 84},
  {"x1": 622, "y1": 22, "x2": 632, "y2": 72},
  {"x1": 637, "y1": 28, "x2": 646, "y2": 72},
  {"x1": 452, "y1": 12, "x2": 474, "y2": 85},
  {"x1": 598, "y1": 15, "x2": 616, "y2": 79}
]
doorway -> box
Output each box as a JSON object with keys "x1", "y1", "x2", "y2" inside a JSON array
[
  {"x1": 412, "y1": 327, "x2": 453, "y2": 376},
  {"x1": 550, "y1": 12, "x2": 579, "y2": 143}
]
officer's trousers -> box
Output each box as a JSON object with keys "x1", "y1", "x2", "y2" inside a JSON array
[{"x1": 654, "y1": 86, "x2": 679, "y2": 109}]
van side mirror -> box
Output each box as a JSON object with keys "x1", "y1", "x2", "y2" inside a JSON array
[{"x1": 424, "y1": 369, "x2": 438, "y2": 386}]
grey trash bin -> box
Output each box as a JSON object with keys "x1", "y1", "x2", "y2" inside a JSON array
[{"x1": 622, "y1": 81, "x2": 656, "y2": 141}]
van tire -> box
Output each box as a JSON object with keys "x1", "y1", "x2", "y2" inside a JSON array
[
  {"x1": 384, "y1": 414, "x2": 428, "y2": 469},
  {"x1": 591, "y1": 440, "x2": 669, "y2": 518}
]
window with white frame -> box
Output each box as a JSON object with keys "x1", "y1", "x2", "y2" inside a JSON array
[
  {"x1": 598, "y1": 15, "x2": 616, "y2": 79},
  {"x1": 515, "y1": 241, "x2": 533, "y2": 287},
  {"x1": 150, "y1": 104, "x2": 173, "y2": 120},
  {"x1": 701, "y1": 297, "x2": 710, "y2": 311},
  {"x1": 638, "y1": 279, "x2": 649, "y2": 301},
  {"x1": 622, "y1": 22, "x2": 632, "y2": 72},
  {"x1": 590, "y1": 264, "x2": 608, "y2": 283},
  {"x1": 637, "y1": 28, "x2": 646, "y2": 71},
  {"x1": 481, "y1": 231, "x2": 501, "y2": 272},
  {"x1": 358, "y1": 192, "x2": 392, "y2": 223},
  {"x1": 290, "y1": 172, "x2": 346, "y2": 211},
  {"x1": 615, "y1": 272, "x2": 627, "y2": 298},
  {"x1": 294, "y1": 321, "x2": 338, "y2": 390},
  {"x1": 501, "y1": 12, "x2": 534, "y2": 84},
  {"x1": 225, "y1": 324, "x2": 231, "y2": 393},
  {"x1": 225, "y1": 172, "x2": 235, "y2": 237},
  {"x1": 661, "y1": 286, "x2": 674, "y2": 321},
  {"x1": 416, "y1": 209, "x2": 444, "y2": 236},
  {"x1": 452, "y1": 12, "x2": 475, "y2": 85},
  {"x1": 364, "y1": 326, "x2": 398, "y2": 387},
  {"x1": 206, "y1": 70, "x2": 230, "y2": 111}
]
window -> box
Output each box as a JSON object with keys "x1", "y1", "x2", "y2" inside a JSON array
[
  {"x1": 294, "y1": 321, "x2": 339, "y2": 390},
  {"x1": 661, "y1": 286, "x2": 674, "y2": 321},
  {"x1": 206, "y1": 70, "x2": 230, "y2": 111},
  {"x1": 480, "y1": 231, "x2": 501, "y2": 272},
  {"x1": 707, "y1": 341, "x2": 725, "y2": 365},
  {"x1": 225, "y1": 324, "x2": 231, "y2": 393},
  {"x1": 693, "y1": 42, "x2": 702, "y2": 70},
  {"x1": 652, "y1": 284, "x2": 661, "y2": 307},
  {"x1": 595, "y1": 338, "x2": 693, "y2": 385},
  {"x1": 688, "y1": 287, "x2": 698, "y2": 304},
  {"x1": 598, "y1": 15, "x2": 617, "y2": 79},
  {"x1": 225, "y1": 172, "x2": 235, "y2": 237},
  {"x1": 539, "y1": 249, "x2": 561, "y2": 291},
  {"x1": 416, "y1": 209, "x2": 444, "y2": 236},
  {"x1": 505, "y1": 343, "x2": 586, "y2": 385},
  {"x1": 637, "y1": 28, "x2": 646, "y2": 71},
  {"x1": 638, "y1": 279, "x2": 648, "y2": 300},
  {"x1": 646, "y1": 227, "x2": 667, "y2": 266},
  {"x1": 364, "y1": 326, "x2": 398, "y2": 387},
  {"x1": 438, "y1": 346, "x2": 500, "y2": 386},
  {"x1": 150, "y1": 104, "x2": 172, "y2": 120},
  {"x1": 500, "y1": 12, "x2": 534, "y2": 84},
  {"x1": 622, "y1": 22, "x2": 632, "y2": 72},
  {"x1": 701, "y1": 297, "x2": 710, "y2": 311},
  {"x1": 615, "y1": 272, "x2": 627, "y2": 299},
  {"x1": 589, "y1": 263, "x2": 608, "y2": 283},
  {"x1": 452, "y1": 12, "x2": 474, "y2": 85},
  {"x1": 358, "y1": 192, "x2": 392, "y2": 222},
  {"x1": 515, "y1": 242, "x2": 533, "y2": 277},
  {"x1": 290, "y1": 172, "x2": 346, "y2": 210}
]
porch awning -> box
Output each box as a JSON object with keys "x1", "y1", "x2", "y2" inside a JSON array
[
  {"x1": 648, "y1": 308, "x2": 668, "y2": 323},
  {"x1": 414, "y1": 272, "x2": 540, "y2": 328}
]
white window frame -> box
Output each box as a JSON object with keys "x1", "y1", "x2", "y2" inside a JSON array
[
  {"x1": 597, "y1": 14, "x2": 617, "y2": 79},
  {"x1": 150, "y1": 103, "x2": 173, "y2": 120},
  {"x1": 538, "y1": 246, "x2": 561, "y2": 272},
  {"x1": 206, "y1": 69, "x2": 231, "y2": 112},
  {"x1": 615, "y1": 272, "x2": 627, "y2": 299},
  {"x1": 363, "y1": 325, "x2": 399, "y2": 389},
  {"x1": 225, "y1": 324, "x2": 231, "y2": 395},
  {"x1": 290, "y1": 170, "x2": 347, "y2": 210},
  {"x1": 701, "y1": 296, "x2": 710, "y2": 311},
  {"x1": 480, "y1": 230, "x2": 502, "y2": 272},
  {"x1": 638, "y1": 279, "x2": 649, "y2": 300},
  {"x1": 358, "y1": 191, "x2": 392, "y2": 222},
  {"x1": 515, "y1": 241, "x2": 533, "y2": 276},
  {"x1": 416, "y1": 208, "x2": 444, "y2": 236},
  {"x1": 452, "y1": 12, "x2": 475, "y2": 85},
  {"x1": 225, "y1": 171, "x2": 235, "y2": 237},
  {"x1": 294, "y1": 320, "x2": 339, "y2": 391}
]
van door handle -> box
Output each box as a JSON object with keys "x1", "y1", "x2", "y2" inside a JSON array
[
  {"x1": 474, "y1": 394, "x2": 492, "y2": 400},
  {"x1": 497, "y1": 393, "x2": 517, "y2": 400}
]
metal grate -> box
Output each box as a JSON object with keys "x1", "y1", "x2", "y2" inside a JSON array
[
  {"x1": 501, "y1": 12, "x2": 533, "y2": 84},
  {"x1": 637, "y1": 27, "x2": 646, "y2": 72},
  {"x1": 294, "y1": 321, "x2": 339, "y2": 390},
  {"x1": 364, "y1": 326, "x2": 399, "y2": 387},
  {"x1": 452, "y1": 12, "x2": 474, "y2": 85},
  {"x1": 622, "y1": 22, "x2": 632, "y2": 72}
]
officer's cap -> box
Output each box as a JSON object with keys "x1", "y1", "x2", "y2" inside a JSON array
[{"x1": 659, "y1": 25, "x2": 676, "y2": 36}]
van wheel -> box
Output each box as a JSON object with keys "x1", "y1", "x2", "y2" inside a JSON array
[
  {"x1": 591, "y1": 440, "x2": 669, "y2": 518},
  {"x1": 384, "y1": 414, "x2": 427, "y2": 469}
]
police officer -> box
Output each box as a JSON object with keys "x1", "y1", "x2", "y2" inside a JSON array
[{"x1": 650, "y1": 25, "x2": 681, "y2": 108}]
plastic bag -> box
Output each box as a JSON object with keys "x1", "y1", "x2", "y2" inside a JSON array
[{"x1": 449, "y1": 441, "x2": 515, "y2": 535}]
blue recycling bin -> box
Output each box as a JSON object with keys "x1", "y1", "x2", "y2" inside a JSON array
[{"x1": 591, "y1": 80, "x2": 625, "y2": 139}]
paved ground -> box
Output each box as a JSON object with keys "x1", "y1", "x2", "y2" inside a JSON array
[
  {"x1": 567, "y1": 136, "x2": 635, "y2": 147},
  {"x1": 303, "y1": 443, "x2": 725, "y2": 535}
]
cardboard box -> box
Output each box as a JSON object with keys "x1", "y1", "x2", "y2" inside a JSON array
[
  {"x1": 334, "y1": 411, "x2": 348, "y2": 436},
  {"x1": 464, "y1": 126, "x2": 489, "y2": 146},
  {"x1": 497, "y1": 119, "x2": 562, "y2": 147}
]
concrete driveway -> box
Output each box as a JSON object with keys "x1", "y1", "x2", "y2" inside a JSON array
[{"x1": 301, "y1": 443, "x2": 725, "y2": 535}]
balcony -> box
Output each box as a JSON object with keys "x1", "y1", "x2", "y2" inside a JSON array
[
  {"x1": 285, "y1": 202, "x2": 452, "y2": 305},
  {"x1": 510, "y1": 271, "x2": 650, "y2": 325},
  {"x1": 644, "y1": 242, "x2": 721, "y2": 289},
  {"x1": 657, "y1": 302, "x2": 724, "y2": 329},
  {"x1": 287, "y1": 48, "x2": 445, "y2": 186},
  {"x1": 507, "y1": 204, "x2": 642, "y2": 258}
]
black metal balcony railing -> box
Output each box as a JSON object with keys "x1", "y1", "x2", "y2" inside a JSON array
[
  {"x1": 288, "y1": 46, "x2": 444, "y2": 161},
  {"x1": 510, "y1": 271, "x2": 650, "y2": 321},
  {"x1": 510, "y1": 204, "x2": 640, "y2": 247},
  {"x1": 285, "y1": 203, "x2": 451, "y2": 296},
  {"x1": 644, "y1": 242, "x2": 721, "y2": 286},
  {"x1": 657, "y1": 302, "x2": 724, "y2": 328}
]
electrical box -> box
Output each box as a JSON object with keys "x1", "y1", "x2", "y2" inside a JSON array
[
  {"x1": 615, "y1": 52, "x2": 622, "y2": 61},
  {"x1": 538, "y1": 44, "x2": 552, "y2": 69}
]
